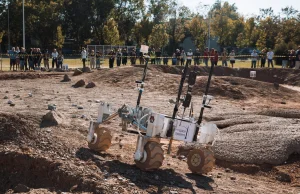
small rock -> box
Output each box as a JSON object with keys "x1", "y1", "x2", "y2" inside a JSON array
[
  {"x1": 72, "y1": 104, "x2": 77, "y2": 107},
  {"x1": 5, "y1": 91, "x2": 9, "y2": 93},
  {"x1": 62, "y1": 74, "x2": 71, "y2": 82},
  {"x1": 28, "y1": 93, "x2": 32, "y2": 97},
  {"x1": 71, "y1": 115, "x2": 77, "y2": 118},
  {"x1": 81, "y1": 115, "x2": 86, "y2": 118},
  {"x1": 281, "y1": 101, "x2": 286, "y2": 104},
  {"x1": 14, "y1": 184, "x2": 30, "y2": 193},
  {"x1": 217, "y1": 175, "x2": 222, "y2": 178},
  {"x1": 10, "y1": 103, "x2": 15, "y2": 106},
  {"x1": 48, "y1": 104, "x2": 56, "y2": 110},
  {"x1": 218, "y1": 172, "x2": 223, "y2": 175},
  {"x1": 88, "y1": 100, "x2": 92, "y2": 102},
  {"x1": 46, "y1": 129, "x2": 52, "y2": 133},
  {"x1": 42, "y1": 110, "x2": 65, "y2": 126},
  {"x1": 86, "y1": 82, "x2": 96, "y2": 88},
  {"x1": 170, "y1": 191, "x2": 178, "y2": 194},
  {"x1": 78, "y1": 106, "x2": 84, "y2": 109},
  {"x1": 3, "y1": 96, "x2": 8, "y2": 99},
  {"x1": 15, "y1": 95, "x2": 20, "y2": 98},
  {"x1": 73, "y1": 69, "x2": 83, "y2": 76},
  {"x1": 129, "y1": 183, "x2": 135, "y2": 186},
  {"x1": 225, "y1": 168, "x2": 231, "y2": 173},
  {"x1": 178, "y1": 155, "x2": 186, "y2": 160},
  {"x1": 155, "y1": 175, "x2": 159, "y2": 180},
  {"x1": 73, "y1": 79, "x2": 86, "y2": 88},
  {"x1": 8, "y1": 100, "x2": 12, "y2": 104},
  {"x1": 230, "y1": 176, "x2": 236, "y2": 180},
  {"x1": 95, "y1": 100, "x2": 101, "y2": 103}
]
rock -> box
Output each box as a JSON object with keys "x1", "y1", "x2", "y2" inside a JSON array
[
  {"x1": 73, "y1": 79, "x2": 86, "y2": 88},
  {"x1": 15, "y1": 95, "x2": 20, "y2": 98},
  {"x1": 48, "y1": 104, "x2": 56, "y2": 110},
  {"x1": 88, "y1": 100, "x2": 92, "y2": 102},
  {"x1": 42, "y1": 110, "x2": 65, "y2": 126},
  {"x1": 230, "y1": 176, "x2": 236, "y2": 180},
  {"x1": 82, "y1": 67, "x2": 91, "y2": 73},
  {"x1": 225, "y1": 168, "x2": 231, "y2": 173},
  {"x1": 281, "y1": 101, "x2": 286, "y2": 104},
  {"x1": 8, "y1": 100, "x2": 12, "y2": 104},
  {"x1": 155, "y1": 175, "x2": 159, "y2": 180},
  {"x1": 95, "y1": 100, "x2": 101, "y2": 103},
  {"x1": 62, "y1": 74, "x2": 71, "y2": 82},
  {"x1": 129, "y1": 183, "x2": 135, "y2": 186},
  {"x1": 28, "y1": 93, "x2": 32, "y2": 97},
  {"x1": 86, "y1": 82, "x2": 96, "y2": 88},
  {"x1": 3, "y1": 96, "x2": 8, "y2": 99},
  {"x1": 71, "y1": 115, "x2": 77, "y2": 118},
  {"x1": 14, "y1": 184, "x2": 30, "y2": 193},
  {"x1": 274, "y1": 82, "x2": 280, "y2": 89},
  {"x1": 178, "y1": 155, "x2": 186, "y2": 160},
  {"x1": 170, "y1": 191, "x2": 178, "y2": 194},
  {"x1": 5, "y1": 91, "x2": 9, "y2": 93},
  {"x1": 78, "y1": 106, "x2": 84, "y2": 109},
  {"x1": 73, "y1": 68, "x2": 83, "y2": 76},
  {"x1": 10, "y1": 103, "x2": 15, "y2": 107},
  {"x1": 217, "y1": 175, "x2": 222, "y2": 178}
]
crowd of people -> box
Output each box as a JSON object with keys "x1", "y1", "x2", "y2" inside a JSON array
[
  {"x1": 7, "y1": 47, "x2": 64, "y2": 71},
  {"x1": 6, "y1": 46, "x2": 300, "y2": 71}
]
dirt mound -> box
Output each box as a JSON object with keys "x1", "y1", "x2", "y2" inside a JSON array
[
  {"x1": 0, "y1": 112, "x2": 39, "y2": 144},
  {"x1": 212, "y1": 113, "x2": 300, "y2": 165},
  {"x1": 0, "y1": 73, "x2": 53, "y2": 80},
  {"x1": 258, "y1": 109, "x2": 300, "y2": 118},
  {"x1": 87, "y1": 66, "x2": 299, "y2": 100},
  {"x1": 0, "y1": 152, "x2": 107, "y2": 193}
]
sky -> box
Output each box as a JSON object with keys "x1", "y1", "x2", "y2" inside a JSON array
[{"x1": 183, "y1": 0, "x2": 300, "y2": 17}]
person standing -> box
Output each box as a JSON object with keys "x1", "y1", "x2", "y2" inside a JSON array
[
  {"x1": 81, "y1": 47, "x2": 87, "y2": 68},
  {"x1": 155, "y1": 48, "x2": 162, "y2": 65},
  {"x1": 260, "y1": 49, "x2": 266, "y2": 68},
  {"x1": 229, "y1": 50, "x2": 235, "y2": 68},
  {"x1": 221, "y1": 49, "x2": 228, "y2": 67},
  {"x1": 96, "y1": 51, "x2": 101, "y2": 68},
  {"x1": 44, "y1": 49, "x2": 50, "y2": 69},
  {"x1": 180, "y1": 50, "x2": 186, "y2": 66},
  {"x1": 144, "y1": 53, "x2": 150, "y2": 65},
  {"x1": 28, "y1": 48, "x2": 34, "y2": 70},
  {"x1": 289, "y1": 50, "x2": 295, "y2": 68},
  {"x1": 172, "y1": 53, "x2": 177, "y2": 66},
  {"x1": 251, "y1": 50, "x2": 258, "y2": 68},
  {"x1": 52, "y1": 49, "x2": 58, "y2": 69},
  {"x1": 130, "y1": 49, "x2": 136, "y2": 65},
  {"x1": 122, "y1": 48, "x2": 128, "y2": 65},
  {"x1": 19, "y1": 47, "x2": 26, "y2": 71},
  {"x1": 57, "y1": 51, "x2": 64, "y2": 69},
  {"x1": 203, "y1": 48, "x2": 209, "y2": 67},
  {"x1": 163, "y1": 52, "x2": 168, "y2": 65},
  {"x1": 210, "y1": 48, "x2": 215, "y2": 66},
  {"x1": 186, "y1": 49, "x2": 193, "y2": 66},
  {"x1": 37, "y1": 48, "x2": 42, "y2": 67},
  {"x1": 139, "y1": 51, "x2": 144, "y2": 65},
  {"x1": 116, "y1": 49, "x2": 122, "y2": 67},
  {"x1": 295, "y1": 46, "x2": 300, "y2": 69},
  {"x1": 175, "y1": 49, "x2": 181, "y2": 66},
  {"x1": 8, "y1": 47, "x2": 17, "y2": 71},
  {"x1": 194, "y1": 48, "x2": 201, "y2": 66},
  {"x1": 89, "y1": 50, "x2": 96, "y2": 69},
  {"x1": 214, "y1": 50, "x2": 219, "y2": 66},
  {"x1": 109, "y1": 50, "x2": 115, "y2": 68},
  {"x1": 15, "y1": 47, "x2": 20, "y2": 71},
  {"x1": 267, "y1": 48, "x2": 274, "y2": 68},
  {"x1": 150, "y1": 49, "x2": 155, "y2": 64}
]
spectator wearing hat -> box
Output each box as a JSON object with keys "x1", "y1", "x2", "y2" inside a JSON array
[
  {"x1": 108, "y1": 50, "x2": 115, "y2": 68},
  {"x1": 175, "y1": 49, "x2": 181, "y2": 66},
  {"x1": 186, "y1": 49, "x2": 193, "y2": 66},
  {"x1": 122, "y1": 48, "x2": 128, "y2": 65},
  {"x1": 267, "y1": 48, "x2": 274, "y2": 68},
  {"x1": 194, "y1": 48, "x2": 201, "y2": 65},
  {"x1": 81, "y1": 47, "x2": 87, "y2": 68}
]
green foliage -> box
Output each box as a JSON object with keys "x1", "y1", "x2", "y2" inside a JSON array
[
  {"x1": 54, "y1": 25, "x2": 65, "y2": 49},
  {"x1": 187, "y1": 16, "x2": 206, "y2": 49},
  {"x1": 103, "y1": 18, "x2": 121, "y2": 45},
  {"x1": 149, "y1": 24, "x2": 169, "y2": 49}
]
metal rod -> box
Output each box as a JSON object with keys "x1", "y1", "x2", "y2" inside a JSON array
[
  {"x1": 167, "y1": 62, "x2": 189, "y2": 154},
  {"x1": 136, "y1": 63, "x2": 148, "y2": 108},
  {"x1": 7, "y1": 3, "x2": 10, "y2": 50},
  {"x1": 23, "y1": 0, "x2": 25, "y2": 48},
  {"x1": 193, "y1": 63, "x2": 215, "y2": 141}
]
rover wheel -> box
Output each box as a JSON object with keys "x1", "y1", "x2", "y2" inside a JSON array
[
  {"x1": 135, "y1": 141, "x2": 164, "y2": 171},
  {"x1": 88, "y1": 125, "x2": 112, "y2": 152},
  {"x1": 187, "y1": 148, "x2": 215, "y2": 174}
]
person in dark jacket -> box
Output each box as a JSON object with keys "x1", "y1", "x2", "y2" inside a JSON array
[
  {"x1": 108, "y1": 50, "x2": 115, "y2": 68},
  {"x1": 130, "y1": 49, "x2": 136, "y2": 65},
  {"x1": 122, "y1": 48, "x2": 128, "y2": 65}
]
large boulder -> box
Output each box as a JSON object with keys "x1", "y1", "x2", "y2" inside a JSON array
[
  {"x1": 86, "y1": 82, "x2": 96, "y2": 88},
  {"x1": 41, "y1": 110, "x2": 65, "y2": 127},
  {"x1": 61, "y1": 74, "x2": 71, "y2": 82},
  {"x1": 73, "y1": 79, "x2": 85, "y2": 88},
  {"x1": 73, "y1": 68, "x2": 83, "y2": 76}
]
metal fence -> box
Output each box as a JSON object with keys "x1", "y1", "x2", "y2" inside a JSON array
[{"x1": 87, "y1": 45, "x2": 136, "y2": 61}]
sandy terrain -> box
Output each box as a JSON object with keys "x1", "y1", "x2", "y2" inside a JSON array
[{"x1": 0, "y1": 65, "x2": 299, "y2": 194}]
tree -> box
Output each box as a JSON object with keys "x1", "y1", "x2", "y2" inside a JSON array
[
  {"x1": 149, "y1": 24, "x2": 169, "y2": 49},
  {"x1": 256, "y1": 30, "x2": 267, "y2": 50},
  {"x1": 281, "y1": 6, "x2": 298, "y2": 19},
  {"x1": 187, "y1": 16, "x2": 206, "y2": 49},
  {"x1": 54, "y1": 25, "x2": 65, "y2": 49},
  {"x1": 103, "y1": 18, "x2": 121, "y2": 45},
  {"x1": 131, "y1": 17, "x2": 154, "y2": 45}
]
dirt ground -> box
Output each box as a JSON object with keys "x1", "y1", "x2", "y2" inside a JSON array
[{"x1": 0, "y1": 65, "x2": 300, "y2": 194}]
